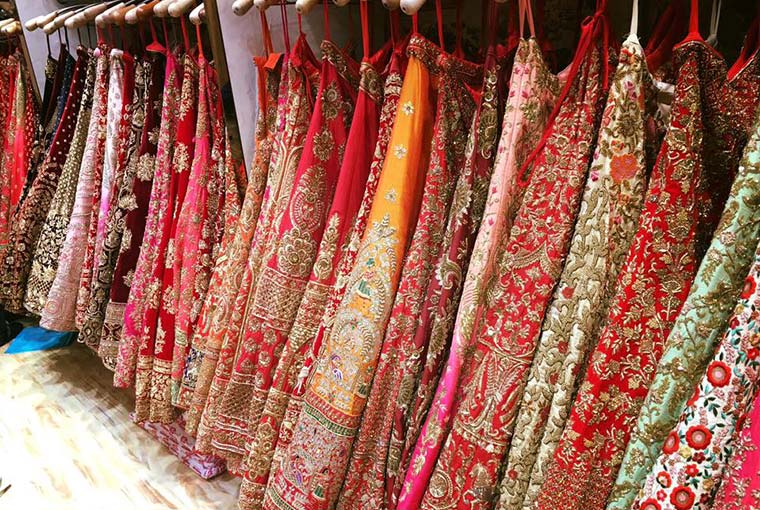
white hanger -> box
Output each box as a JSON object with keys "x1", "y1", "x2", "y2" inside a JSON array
[
  {"x1": 189, "y1": 3, "x2": 205, "y2": 24},
  {"x1": 233, "y1": 0, "x2": 255, "y2": 16},
  {"x1": 400, "y1": 0, "x2": 425, "y2": 15},
  {"x1": 168, "y1": 0, "x2": 198, "y2": 17}
]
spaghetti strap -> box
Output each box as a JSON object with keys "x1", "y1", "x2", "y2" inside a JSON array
[
  {"x1": 706, "y1": 0, "x2": 722, "y2": 46},
  {"x1": 629, "y1": 0, "x2": 639, "y2": 38},
  {"x1": 260, "y1": 9, "x2": 274, "y2": 56},
  {"x1": 360, "y1": 0, "x2": 371, "y2": 57},
  {"x1": 180, "y1": 16, "x2": 191, "y2": 54},
  {"x1": 281, "y1": 1, "x2": 291, "y2": 55},
  {"x1": 520, "y1": 0, "x2": 536, "y2": 40},
  {"x1": 323, "y1": 0, "x2": 331, "y2": 42},
  {"x1": 435, "y1": 0, "x2": 445, "y2": 50}
]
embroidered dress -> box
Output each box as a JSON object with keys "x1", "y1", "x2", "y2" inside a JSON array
[
  {"x1": 628, "y1": 100, "x2": 760, "y2": 510},
  {"x1": 102, "y1": 55, "x2": 165, "y2": 372},
  {"x1": 337, "y1": 39, "x2": 496, "y2": 510},
  {"x1": 194, "y1": 35, "x2": 319, "y2": 453},
  {"x1": 182, "y1": 53, "x2": 283, "y2": 427},
  {"x1": 75, "y1": 49, "x2": 127, "y2": 333},
  {"x1": 611, "y1": 40, "x2": 760, "y2": 510},
  {"x1": 210, "y1": 38, "x2": 358, "y2": 473},
  {"x1": 23, "y1": 51, "x2": 96, "y2": 316},
  {"x1": 40, "y1": 47, "x2": 110, "y2": 332},
  {"x1": 135, "y1": 54, "x2": 199, "y2": 423},
  {"x1": 534, "y1": 34, "x2": 748, "y2": 510},
  {"x1": 0, "y1": 57, "x2": 38, "y2": 254},
  {"x1": 398, "y1": 12, "x2": 613, "y2": 510},
  {"x1": 0, "y1": 54, "x2": 18, "y2": 251},
  {"x1": 499, "y1": 33, "x2": 667, "y2": 510},
  {"x1": 122, "y1": 50, "x2": 182, "y2": 409},
  {"x1": 0, "y1": 49, "x2": 87, "y2": 314},
  {"x1": 263, "y1": 33, "x2": 436, "y2": 510},
  {"x1": 80, "y1": 56, "x2": 146, "y2": 363},
  {"x1": 711, "y1": 382, "x2": 760, "y2": 510},
  {"x1": 171, "y1": 56, "x2": 226, "y2": 407},
  {"x1": 238, "y1": 36, "x2": 392, "y2": 510}
]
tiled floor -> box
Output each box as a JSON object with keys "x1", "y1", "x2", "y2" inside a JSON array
[{"x1": 0, "y1": 342, "x2": 240, "y2": 510}]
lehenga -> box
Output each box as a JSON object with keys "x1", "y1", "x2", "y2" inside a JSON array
[
  {"x1": 610, "y1": 19, "x2": 760, "y2": 509},
  {"x1": 102, "y1": 53, "x2": 165, "y2": 375},
  {"x1": 398, "y1": 7, "x2": 613, "y2": 509},
  {"x1": 23, "y1": 50, "x2": 96, "y2": 316},
  {"x1": 210, "y1": 35, "x2": 358, "y2": 473},
  {"x1": 534, "y1": 16, "x2": 751, "y2": 510},
  {"x1": 262, "y1": 32, "x2": 437, "y2": 510},
  {"x1": 0, "y1": 48, "x2": 88, "y2": 314},
  {"x1": 238, "y1": 26, "x2": 393, "y2": 510},
  {"x1": 498, "y1": 29, "x2": 669, "y2": 510},
  {"x1": 39, "y1": 46, "x2": 110, "y2": 332}
]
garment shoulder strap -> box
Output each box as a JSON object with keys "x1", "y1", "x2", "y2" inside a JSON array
[
  {"x1": 706, "y1": 0, "x2": 722, "y2": 46},
  {"x1": 519, "y1": 0, "x2": 536, "y2": 39},
  {"x1": 629, "y1": 0, "x2": 639, "y2": 38}
]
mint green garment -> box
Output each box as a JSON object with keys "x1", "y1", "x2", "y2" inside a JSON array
[{"x1": 606, "y1": 108, "x2": 760, "y2": 510}]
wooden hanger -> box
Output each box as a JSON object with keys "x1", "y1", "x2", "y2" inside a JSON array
[
  {"x1": 254, "y1": 0, "x2": 275, "y2": 11},
  {"x1": 43, "y1": 8, "x2": 79, "y2": 34},
  {"x1": 1, "y1": 20, "x2": 21, "y2": 36},
  {"x1": 400, "y1": 0, "x2": 425, "y2": 14},
  {"x1": 95, "y1": 2, "x2": 126, "y2": 28},
  {"x1": 125, "y1": 0, "x2": 161, "y2": 24},
  {"x1": 189, "y1": 3, "x2": 205, "y2": 24},
  {"x1": 153, "y1": 0, "x2": 175, "y2": 17},
  {"x1": 296, "y1": 0, "x2": 320, "y2": 14},
  {"x1": 26, "y1": 8, "x2": 67, "y2": 32},
  {"x1": 169, "y1": 0, "x2": 198, "y2": 17},
  {"x1": 232, "y1": 0, "x2": 255, "y2": 16}
]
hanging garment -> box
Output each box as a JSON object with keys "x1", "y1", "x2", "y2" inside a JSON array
[
  {"x1": 80, "y1": 55, "x2": 146, "y2": 363},
  {"x1": 181, "y1": 52, "x2": 283, "y2": 427},
  {"x1": 210, "y1": 36, "x2": 358, "y2": 473},
  {"x1": 0, "y1": 53, "x2": 18, "y2": 251},
  {"x1": 102, "y1": 54, "x2": 165, "y2": 374},
  {"x1": 710, "y1": 380, "x2": 760, "y2": 510},
  {"x1": 628, "y1": 102, "x2": 760, "y2": 510},
  {"x1": 75, "y1": 48, "x2": 128, "y2": 333},
  {"x1": 23, "y1": 51, "x2": 97, "y2": 316},
  {"x1": 194, "y1": 34, "x2": 320, "y2": 453},
  {"x1": 14, "y1": 48, "x2": 74, "y2": 229},
  {"x1": 498, "y1": 30, "x2": 669, "y2": 510},
  {"x1": 338, "y1": 38, "x2": 502, "y2": 510},
  {"x1": 262, "y1": 32, "x2": 437, "y2": 510},
  {"x1": 237, "y1": 34, "x2": 395, "y2": 510},
  {"x1": 135, "y1": 53, "x2": 199, "y2": 423},
  {"x1": 398, "y1": 10, "x2": 613, "y2": 510},
  {"x1": 39, "y1": 47, "x2": 110, "y2": 332},
  {"x1": 121, "y1": 49, "x2": 182, "y2": 412},
  {"x1": 0, "y1": 48, "x2": 87, "y2": 314},
  {"x1": 177, "y1": 118, "x2": 247, "y2": 411},
  {"x1": 534, "y1": 25, "x2": 753, "y2": 510},
  {"x1": 171, "y1": 56, "x2": 227, "y2": 408},
  {"x1": 608, "y1": 22, "x2": 760, "y2": 510},
  {"x1": 0, "y1": 57, "x2": 38, "y2": 255}
]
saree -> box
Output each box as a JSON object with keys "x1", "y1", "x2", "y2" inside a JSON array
[
  {"x1": 398, "y1": 9, "x2": 613, "y2": 510},
  {"x1": 210, "y1": 37, "x2": 358, "y2": 472},
  {"x1": 102, "y1": 54, "x2": 165, "y2": 371},
  {"x1": 610, "y1": 24, "x2": 760, "y2": 510},
  {"x1": 23, "y1": 51, "x2": 96, "y2": 316},
  {"x1": 75, "y1": 49, "x2": 128, "y2": 333},
  {"x1": 262, "y1": 32, "x2": 436, "y2": 510},
  {"x1": 534, "y1": 33, "x2": 746, "y2": 510},
  {"x1": 194, "y1": 35, "x2": 319, "y2": 453},
  {"x1": 238, "y1": 34, "x2": 392, "y2": 510},
  {"x1": 337, "y1": 37, "x2": 491, "y2": 510},
  {"x1": 135, "y1": 54, "x2": 199, "y2": 423},
  {"x1": 0, "y1": 54, "x2": 18, "y2": 251},
  {"x1": 82, "y1": 56, "x2": 147, "y2": 364},
  {"x1": 182, "y1": 52, "x2": 283, "y2": 428},
  {"x1": 0, "y1": 49, "x2": 87, "y2": 314},
  {"x1": 39, "y1": 47, "x2": 110, "y2": 332},
  {"x1": 499, "y1": 32, "x2": 668, "y2": 510}
]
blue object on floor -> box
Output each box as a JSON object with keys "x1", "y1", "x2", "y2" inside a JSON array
[{"x1": 5, "y1": 326, "x2": 76, "y2": 354}]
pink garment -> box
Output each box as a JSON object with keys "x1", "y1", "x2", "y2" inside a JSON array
[
  {"x1": 75, "y1": 48, "x2": 125, "y2": 330},
  {"x1": 40, "y1": 47, "x2": 111, "y2": 332}
]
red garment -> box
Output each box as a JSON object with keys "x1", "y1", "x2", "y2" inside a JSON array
[
  {"x1": 399, "y1": 9, "x2": 613, "y2": 509},
  {"x1": 137, "y1": 53, "x2": 199, "y2": 423},
  {"x1": 130, "y1": 51, "x2": 185, "y2": 422},
  {"x1": 0, "y1": 49, "x2": 88, "y2": 314},
  {"x1": 237, "y1": 32, "x2": 393, "y2": 509},
  {"x1": 534, "y1": 35, "x2": 747, "y2": 510},
  {"x1": 102, "y1": 54, "x2": 166, "y2": 375},
  {"x1": 210, "y1": 37, "x2": 358, "y2": 473},
  {"x1": 183, "y1": 52, "x2": 283, "y2": 433}
]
